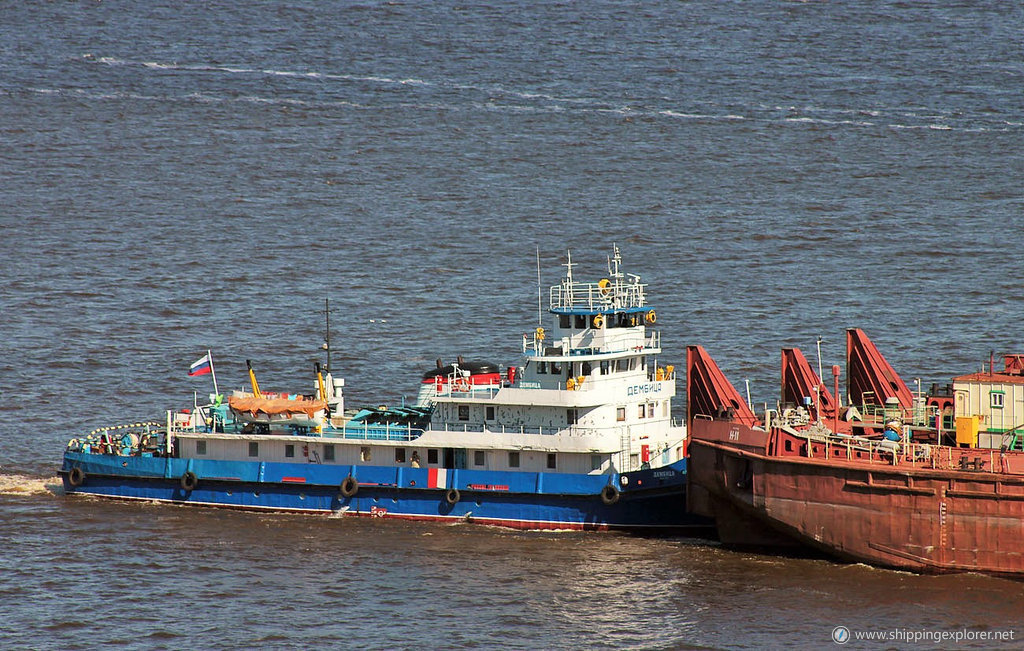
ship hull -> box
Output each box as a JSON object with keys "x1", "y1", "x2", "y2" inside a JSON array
[
  {"x1": 61, "y1": 452, "x2": 710, "y2": 533},
  {"x1": 688, "y1": 426, "x2": 1024, "y2": 576}
]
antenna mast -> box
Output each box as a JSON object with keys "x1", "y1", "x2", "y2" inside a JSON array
[
  {"x1": 324, "y1": 297, "x2": 332, "y2": 373},
  {"x1": 536, "y1": 245, "x2": 542, "y2": 325}
]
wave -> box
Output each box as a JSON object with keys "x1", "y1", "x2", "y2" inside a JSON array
[
  {"x1": 0, "y1": 472, "x2": 63, "y2": 496},
  {"x1": 70, "y1": 54, "x2": 1023, "y2": 133}
]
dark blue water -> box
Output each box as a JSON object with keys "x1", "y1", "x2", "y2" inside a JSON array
[{"x1": 3, "y1": 1, "x2": 1024, "y2": 648}]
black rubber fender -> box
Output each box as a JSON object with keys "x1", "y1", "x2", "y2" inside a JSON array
[
  {"x1": 180, "y1": 471, "x2": 199, "y2": 492},
  {"x1": 445, "y1": 488, "x2": 460, "y2": 505},
  {"x1": 340, "y1": 475, "x2": 359, "y2": 498},
  {"x1": 69, "y1": 467, "x2": 86, "y2": 487},
  {"x1": 600, "y1": 484, "x2": 620, "y2": 505}
]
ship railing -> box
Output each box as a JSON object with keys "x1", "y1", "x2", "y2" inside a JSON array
[
  {"x1": 550, "y1": 280, "x2": 647, "y2": 313},
  {"x1": 522, "y1": 331, "x2": 662, "y2": 359},
  {"x1": 856, "y1": 400, "x2": 939, "y2": 428},
  {"x1": 798, "y1": 430, "x2": 1021, "y2": 474},
  {"x1": 429, "y1": 422, "x2": 616, "y2": 438},
  {"x1": 325, "y1": 423, "x2": 425, "y2": 442}
]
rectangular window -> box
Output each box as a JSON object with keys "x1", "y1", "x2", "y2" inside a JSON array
[
  {"x1": 427, "y1": 449, "x2": 439, "y2": 465},
  {"x1": 248, "y1": 441, "x2": 259, "y2": 457},
  {"x1": 600, "y1": 360, "x2": 609, "y2": 375},
  {"x1": 591, "y1": 455, "x2": 602, "y2": 471},
  {"x1": 574, "y1": 314, "x2": 586, "y2": 328},
  {"x1": 474, "y1": 450, "x2": 485, "y2": 466},
  {"x1": 991, "y1": 391, "x2": 1005, "y2": 409},
  {"x1": 551, "y1": 361, "x2": 561, "y2": 374},
  {"x1": 547, "y1": 453, "x2": 556, "y2": 469},
  {"x1": 395, "y1": 448, "x2": 406, "y2": 463},
  {"x1": 647, "y1": 403, "x2": 655, "y2": 418},
  {"x1": 284, "y1": 444, "x2": 294, "y2": 458},
  {"x1": 458, "y1": 405, "x2": 470, "y2": 421},
  {"x1": 640, "y1": 356, "x2": 646, "y2": 370},
  {"x1": 560, "y1": 314, "x2": 571, "y2": 328},
  {"x1": 361, "y1": 446, "x2": 371, "y2": 462},
  {"x1": 538, "y1": 361, "x2": 548, "y2": 374},
  {"x1": 638, "y1": 404, "x2": 646, "y2": 419},
  {"x1": 616, "y1": 407, "x2": 626, "y2": 422},
  {"x1": 486, "y1": 406, "x2": 495, "y2": 421},
  {"x1": 567, "y1": 408, "x2": 579, "y2": 425},
  {"x1": 509, "y1": 451, "x2": 520, "y2": 468},
  {"x1": 196, "y1": 440, "x2": 207, "y2": 455},
  {"x1": 323, "y1": 444, "x2": 335, "y2": 461}
]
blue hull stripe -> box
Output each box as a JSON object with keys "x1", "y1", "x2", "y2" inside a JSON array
[{"x1": 61, "y1": 453, "x2": 709, "y2": 531}]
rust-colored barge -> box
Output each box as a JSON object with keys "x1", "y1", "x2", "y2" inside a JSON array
[{"x1": 686, "y1": 330, "x2": 1024, "y2": 577}]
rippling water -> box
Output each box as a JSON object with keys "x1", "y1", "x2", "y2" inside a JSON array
[{"x1": 3, "y1": 1, "x2": 1024, "y2": 648}]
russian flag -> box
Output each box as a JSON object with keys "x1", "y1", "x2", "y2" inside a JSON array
[{"x1": 189, "y1": 354, "x2": 212, "y2": 377}]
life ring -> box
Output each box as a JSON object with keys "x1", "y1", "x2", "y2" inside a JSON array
[
  {"x1": 592, "y1": 314, "x2": 604, "y2": 328},
  {"x1": 535, "y1": 327, "x2": 545, "y2": 341},
  {"x1": 645, "y1": 311, "x2": 657, "y2": 324},
  {"x1": 340, "y1": 475, "x2": 359, "y2": 498},
  {"x1": 69, "y1": 467, "x2": 86, "y2": 487},
  {"x1": 445, "y1": 488, "x2": 461, "y2": 505},
  {"x1": 180, "y1": 471, "x2": 199, "y2": 492},
  {"x1": 566, "y1": 377, "x2": 577, "y2": 391},
  {"x1": 434, "y1": 376, "x2": 444, "y2": 393},
  {"x1": 600, "y1": 484, "x2": 620, "y2": 505},
  {"x1": 598, "y1": 278, "x2": 612, "y2": 296}
]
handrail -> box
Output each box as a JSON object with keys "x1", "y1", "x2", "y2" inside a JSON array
[{"x1": 791, "y1": 430, "x2": 1020, "y2": 475}]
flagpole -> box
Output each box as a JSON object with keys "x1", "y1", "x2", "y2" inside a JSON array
[{"x1": 208, "y1": 349, "x2": 220, "y2": 396}]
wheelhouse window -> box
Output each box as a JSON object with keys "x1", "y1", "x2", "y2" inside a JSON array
[
  {"x1": 395, "y1": 448, "x2": 406, "y2": 463},
  {"x1": 486, "y1": 406, "x2": 495, "y2": 421},
  {"x1": 248, "y1": 442, "x2": 259, "y2": 457},
  {"x1": 458, "y1": 405, "x2": 470, "y2": 421},
  {"x1": 361, "y1": 446, "x2": 371, "y2": 462},
  {"x1": 567, "y1": 408, "x2": 579, "y2": 425},
  {"x1": 647, "y1": 403, "x2": 655, "y2": 418},
  {"x1": 638, "y1": 404, "x2": 646, "y2": 419},
  {"x1": 196, "y1": 440, "x2": 207, "y2": 455},
  {"x1": 284, "y1": 444, "x2": 294, "y2": 458},
  {"x1": 474, "y1": 450, "x2": 485, "y2": 466},
  {"x1": 560, "y1": 314, "x2": 571, "y2": 328},
  {"x1": 600, "y1": 360, "x2": 609, "y2": 375},
  {"x1": 323, "y1": 444, "x2": 335, "y2": 461},
  {"x1": 551, "y1": 361, "x2": 561, "y2": 374},
  {"x1": 509, "y1": 451, "x2": 520, "y2": 468},
  {"x1": 574, "y1": 314, "x2": 586, "y2": 328},
  {"x1": 547, "y1": 453, "x2": 556, "y2": 469},
  {"x1": 538, "y1": 361, "x2": 548, "y2": 374},
  {"x1": 428, "y1": 449, "x2": 439, "y2": 465},
  {"x1": 616, "y1": 407, "x2": 626, "y2": 422},
  {"x1": 591, "y1": 455, "x2": 602, "y2": 471}
]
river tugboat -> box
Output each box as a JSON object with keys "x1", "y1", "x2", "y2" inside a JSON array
[{"x1": 62, "y1": 246, "x2": 706, "y2": 532}]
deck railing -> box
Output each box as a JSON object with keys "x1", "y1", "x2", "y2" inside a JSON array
[{"x1": 782, "y1": 430, "x2": 1022, "y2": 475}]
